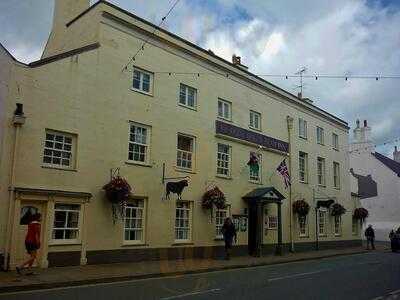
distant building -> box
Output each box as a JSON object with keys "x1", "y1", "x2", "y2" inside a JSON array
[{"x1": 350, "y1": 120, "x2": 400, "y2": 241}]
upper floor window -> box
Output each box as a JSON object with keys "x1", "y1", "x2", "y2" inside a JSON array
[
  {"x1": 218, "y1": 99, "x2": 232, "y2": 121},
  {"x1": 299, "y1": 118, "x2": 307, "y2": 139},
  {"x1": 132, "y1": 68, "x2": 152, "y2": 94},
  {"x1": 299, "y1": 151, "x2": 308, "y2": 183},
  {"x1": 177, "y1": 134, "x2": 195, "y2": 170},
  {"x1": 333, "y1": 162, "x2": 340, "y2": 188},
  {"x1": 249, "y1": 110, "x2": 261, "y2": 130},
  {"x1": 128, "y1": 123, "x2": 150, "y2": 164},
  {"x1": 217, "y1": 143, "x2": 231, "y2": 177},
  {"x1": 124, "y1": 200, "x2": 145, "y2": 243},
  {"x1": 43, "y1": 130, "x2": 75, "y2": 169},
  {"x1": 316, "y1": 127, "x2": 324, "y2": 145},
  {"x1": 179, "y1": 84, "x2": 197, "y2": 109},
  {"x1": 332, "y1": 133, "x2": 339, "y2": 150},
  {"x1": 317, "y1": 157, "x2": 326, "y2": 186},
  {"x1": 52, "y1": 204, "x2": 81, "y2": 242}
]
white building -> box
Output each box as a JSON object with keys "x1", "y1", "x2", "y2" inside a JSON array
[{"x1": 349, "y1": 120, "x2": 400, "y2": 241}]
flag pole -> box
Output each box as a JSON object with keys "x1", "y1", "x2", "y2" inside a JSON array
[{"x1": 287, "y1": 116, "x2": 295, "y2": 253}]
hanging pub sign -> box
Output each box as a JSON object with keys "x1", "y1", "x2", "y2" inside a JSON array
[
  {"x1": 165, "y1": 180, "x2": 189, "y2": 200},
  {"x1": 247, "y1": 152, "x2": 259, "y2": 173}
]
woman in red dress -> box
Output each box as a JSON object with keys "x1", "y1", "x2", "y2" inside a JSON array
[{"x1": 16, "y1": 213, "x2": 41, "y2": 275}]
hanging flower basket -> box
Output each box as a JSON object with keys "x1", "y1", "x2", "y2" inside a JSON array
[
  {"x1": 331, "y1": 203, "x2": 346, "y2": 216},
  {"x1": 103, "y1": 176, "x2": 132, "y2": 222},
  {"x1": 353, "y1": 207, "x2": 369, "y2": 221},
  {"x1": 292, "y1": 199, "x2": 310, "y2": 217},
  {"x1": 202, "y1": 187, "x2": 226, "y2": 209}
]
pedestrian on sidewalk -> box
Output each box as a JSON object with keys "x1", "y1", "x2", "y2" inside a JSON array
[
  {"x1": 365, "y1": 224, "x2": 375, "y2": 250},
  {"x1": 16, "y1": 213, "x2": 41, "y2": 275},
  {"x1": 222, "y1": 217, "x2": 237, "y2": 260}
]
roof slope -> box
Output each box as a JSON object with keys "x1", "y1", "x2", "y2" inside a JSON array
[{"x1": 373, "y1": 152, "x2": 400, "y2": 176}]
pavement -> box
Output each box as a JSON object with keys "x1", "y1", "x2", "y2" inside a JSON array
[
  {"x1": 0, "y1": 245, "x2": 379, "y2": 294},
  {"x1": 0, "y1": 248, "x2": 398, "y2": 300}
]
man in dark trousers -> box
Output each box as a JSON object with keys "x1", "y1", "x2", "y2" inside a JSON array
[
  {"x1": 365, "y1": 224, "x2": 375, "y2": 250},
  {"x1": 222, "y1": 217, "x2": 237, "y2": 260}
]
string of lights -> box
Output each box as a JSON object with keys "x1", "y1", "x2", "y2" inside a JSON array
[{"x1": 121, "y1": 0, "x2": 182, "y2": 72}]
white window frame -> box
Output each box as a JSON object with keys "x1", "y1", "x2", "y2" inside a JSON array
[
  {"x1": 123, "y1": 199, "x2": 145, "y2": 245},
  {"x1": 42, "y1": 130, "x2": 75, "y2": 169},
  {"x1": 332, "y1": 133, "x2": 339, "y2": 150},
  {"x1": 317, "y1": 157, "x2": 326, "y2": 186},
  {"x1": 333, "y1": 162, "x2": 340, "y2": 189},
  {"x1": 215, "y1": 208, "x2": 229, "y2": 238},
  {"x1": 132, "y1": 67, "x2": 153, "y2": 95},
  {"x1": 249, "y1": 110, "x2": 261, "y2": 131},
  {"x1": 316, "y1": 127, "x2": 324, "y2": 145},
  {"x1": 218, "y1": 99, "x2": 232, "y2": 121},
  {"x1": 318, "y1": 209, "x2": 327, "y2": 236},
  {"x1": 128, "y1": 122, "x2": 151, "y2": 165},
  {"x1": 50, "y1": 203, "x2": 82, "y2": 245},
  {"x1": 334, "y1": 215, "x2": 341, "y2": 236},
  {"x1": 179, "y1": 83, "x2": 197, "y2": 109},
  {"x1": 175, "y1": 202, "x2": 192, "y2": 243},
  {"x1": 298, "y1": 215, "x2": 308, "y2": 237},
  {"x1": 249, "y1": 153, "x2": 262, "y2": 184},
  {"x1": 176, "y1": 134, "x2": 195, "y2": 170},
  {"x1": 299, "y1": 151, "x2": 308, "y2": 183},
  {"x1": 216, "y1": 143, "x2": 231, "y2": 177},
  {"x1": 299, "y1": 118, "x2": 307, "y2": 139}
]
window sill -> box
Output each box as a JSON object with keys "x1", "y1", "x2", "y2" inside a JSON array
[
  {"x1": 125, "y1": 161, "x2": 152, "y2": 168},
  {"x1": 216, "y1": 175, "x2": 233, "y2": 180},
  {"x1": 49, "y1": 240, "x2": 82, "y2": 246},
  {"x1": 318, "y1": 184, "x2": 326, "y2": 188},
  {"x1": 249, "y1": 180, "x2": 262, "y2": 185},
  {"x1": 42, "y1": 165, "x2": 77, "y2": 172},
  {"x1": 174, "y1": 167, "x2": 196, "y2": 174},
  {"x1": 318, "y1": 234, "x2": 327, "y2": 238},
  {"x1": 130, "y1": 88, "x2": 153, "y2": 97},
  {"x1": 178, "y1": 103, "x2": 197, "y2": 111},
  {"x1": 317, "y1": 143, "x2": 325, "y2": 146},
  {"x1": 299, "y1": 180, "x2": 309, "y2": 184},
  {"x1": 333, "y1": 148, "x2": 339, "y2": 152},
  {"x1": 334, "y1": 234, "x2": 342, "y2": 237},
  {"x1": 299, "y1": 235, "x2": 309, "y2": 238},
  {"x1": 298, "y1": 136, "x2": 308, "y2": 141},
  {"x1": 172, "y1": 242, "x2": 194, "y2": 246},
  {"x1": 121, "y1": 243, "x2": 148, "y2": 247},
  {"x1": 334, "y1": 187, "x2": 341, "y2": 190},
  {"x1": 217, "y1": 117, "x2": 232, "y2": 123},
  {"x1": 249, "y1": 126, "x2": 262, "y2": 132}
]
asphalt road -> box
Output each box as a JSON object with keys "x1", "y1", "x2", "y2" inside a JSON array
[{"x1": 1, "y1": 251, "x2": 399, "y2": 300}]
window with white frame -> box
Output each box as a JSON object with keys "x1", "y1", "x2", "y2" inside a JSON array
[
  {"x1": 132, "y1": 68, "x2": 152, "y2": 94},
  {"x1": 52, "y1": 204, "x2": 81, "y2": 241},
  {"x1": 352, "y1": 217, "x2": 359, "y2": 235},
  {"x1": 43, "y1": 131, "x2": 74, "y2": 168},
  {"x1": 332, "y1": 133, "x2": 339, "y2": 150},
  {"x1": 124, "y1": 200, "x2": 144, "y2": 243},
  {"x1": 317, "y1": 157, "x2": 326, "y2": 186},
  {"x1": 217, "y1": 143, "x2": 231, "y2": 176},
  {"x1": 316, "y1": 127, "x2": 324, "y2": 145},
  {"x1": 249, "y1": 110, "x2": 261, "y2": 130},
  {"x1": 334, "y1": 215, "x2": 341, "y2": 236},
  {"x1": 175, "y1": 202, "x2": 191, "y2": 241},
  {"x1": 177, "y1": 134, "x2": 195, "y2": 170},
  {"x1": 333, "y1": 162, "x2": 340, "y2": 188},
  {"x1": 128, "y1": 123, "x2": 150, "y2": 163},
  {"x1": 299, "y1": 118, "x2": 307, "y2": 139},
  {"x1": 249, "y1": 153, "x2": 262, "y2": 183},
  {"x1": 179, "y1": 84, "x2": 197, "y2": 108},
  {"x1": 218, "y1": 99, "x2": 232, "y2": 121},
  {"x1": 318, "y1": 210, "x2": 327, "y2": 236},
  {"x1": 299, "y1": 151, "x2": 308, "y2": 183},
  {"x1": 215, "y1": 208, "x2": 228, "y2": 238},
  {"x1": 299, "y1": 215, "x2": 308, "y2": 237}
]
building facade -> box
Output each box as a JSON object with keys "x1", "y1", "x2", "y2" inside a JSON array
[{"x1": 0, "y1": 0, "x2": 360, "y2": 269}]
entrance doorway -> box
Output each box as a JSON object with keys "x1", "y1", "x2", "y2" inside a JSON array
[{"x1": 248, "y1": 204, "x2": 261, "y2": 256}]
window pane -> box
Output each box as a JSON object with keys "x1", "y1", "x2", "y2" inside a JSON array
[{"x1": 133, "y1": 71, "x2": 141, "y2": 89}]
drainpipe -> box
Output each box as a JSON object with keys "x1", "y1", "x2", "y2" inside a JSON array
[
  {"x1": 3, "y1": 103, "x2": 25, "y2": 271},
  {"x1": 314, "y1": 189, "x2": 319, "y2": 251},
  {"x1": 286, "y1": 116, "x2": 294, "y2": 252}
]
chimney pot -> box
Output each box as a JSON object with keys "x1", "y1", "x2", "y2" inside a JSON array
[
  {"x1": 356, "y1": 119, "x2": 360, "y2": 128},
  {"x1": 297, "y1": 92, "x2": 302, "y2": 99},
  {"x1": 14, "y1": 103, "x2": 24, "y2": 116},
  {"x1": 232, "y1": 54, "x2": 241, "y2": 65},
  {"x1": 364, "y1": 120, "x2": 368, "y2": 127}
]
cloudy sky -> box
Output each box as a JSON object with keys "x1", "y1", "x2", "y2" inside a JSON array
[{"x1": 1, "y1": 0, "x2": 399, "y2": 156}]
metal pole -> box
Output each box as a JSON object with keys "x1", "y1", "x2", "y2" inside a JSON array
[
  {"x1": 276, "y1": 202, "x2": 283, "y2": 255},
  {"x1": 314, "y1": 189, "x2": 319, "y2": 251},
  {"x1": 287, "y1": 116, "x2": 294, "y2": 252}
]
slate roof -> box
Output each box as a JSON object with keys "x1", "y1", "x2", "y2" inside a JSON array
[{"x1": 372, "y1": 152, "x2": 400, "y2": 177}]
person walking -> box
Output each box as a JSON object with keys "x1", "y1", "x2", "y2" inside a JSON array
[
  {"x1": 16, "y1": 213, "x2": 41, "y2": 275},
  {"x1": 221, "y1": 217, "x2": 237, "y2": 260},
  {"x1": 365, "y1": 224, "x2": 375, "y2": 250}
]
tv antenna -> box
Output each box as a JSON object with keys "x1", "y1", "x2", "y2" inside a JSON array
[{"x1": 295, "y1": 67, "x2": 307, "y2": 98}]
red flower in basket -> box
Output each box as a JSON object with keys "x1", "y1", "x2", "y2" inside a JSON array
[
  {"x1": 103, "y1": 177, "x2": 132, "y2": 204},
  {"x1": 202, "y1": 187, "x2": 226, "y2": 209}
]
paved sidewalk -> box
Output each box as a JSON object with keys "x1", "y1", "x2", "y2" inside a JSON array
[{"x1": 0, "y1": 246, "x2": 385, "y2": 294}]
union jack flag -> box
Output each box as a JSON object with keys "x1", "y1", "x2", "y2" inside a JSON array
[{"x1": 276, "y1": 159, "x2": 291, "y2": 189}]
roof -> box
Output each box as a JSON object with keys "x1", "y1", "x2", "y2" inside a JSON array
[
  {"x1": 372, "y1": 152, "x2": 400, "y2": 176},
  {"x1": 0, "y1": 42, "x2": 28, "y2": 66},
  {"x1": 66, "y1": 0, "x2": 349, "y2": 129},
  {"x1": 242, "y1": 187, "x2": 285, "y2": 203}
]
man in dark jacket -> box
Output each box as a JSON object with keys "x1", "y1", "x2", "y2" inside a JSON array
[
  {"x1": 222, "y1": 217, "x2": 237, "y2": 260},
  {"x1": 365, "y1": 224, "x2": 375, "y2": 250}
]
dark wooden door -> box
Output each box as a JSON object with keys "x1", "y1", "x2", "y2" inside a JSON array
[{"x1": 248, "y1": 204, "x2": 258, "y2": 255}]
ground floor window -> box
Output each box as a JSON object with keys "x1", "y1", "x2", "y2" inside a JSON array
[
  {"x1": 352, "y1": 217, "x2": 359, "y2": 235},
  {"x1": 175, "y1": 202, "x2": 191, "y2": 241},
  {"x1": 334, "y1": 215, "x2": 341, "y2": 236},
  {"x1": 299, "y1": 215, "x2": 308, "y2": 237},
  {"x1": 52, "y1": 204, "x2": 81, "y2": 241},
  {"x1": 124, "y1": 200, "x2": 144, "y2": 243},
  {"x1": 318, "y1": 210, "x2": 327, "y2": 236},
  {"x1": 216, "y1": 208, "x2": 228, "y2": 238}
]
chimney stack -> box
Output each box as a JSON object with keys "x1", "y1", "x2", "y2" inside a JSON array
[
  {"x1": 232, "y1": 54, "x2": 248, "y2": 71},
  {"x1": 360, "y1": 119, "x2": 371, "y2": 142},
  {"x1": 353, "y1": 119, "x2": 362, "y2": 142},
  {"x1": 394, "y1": 146, "x2": 400, "y2": 163}
]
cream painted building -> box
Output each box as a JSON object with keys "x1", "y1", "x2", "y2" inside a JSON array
[{"x1": 0, "y1": 0, "x2": 361, "y2": 269}]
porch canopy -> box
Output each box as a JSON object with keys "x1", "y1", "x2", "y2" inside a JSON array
[{"x1": 242, "y1": 187, "x2": 285, "y2": 256}]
